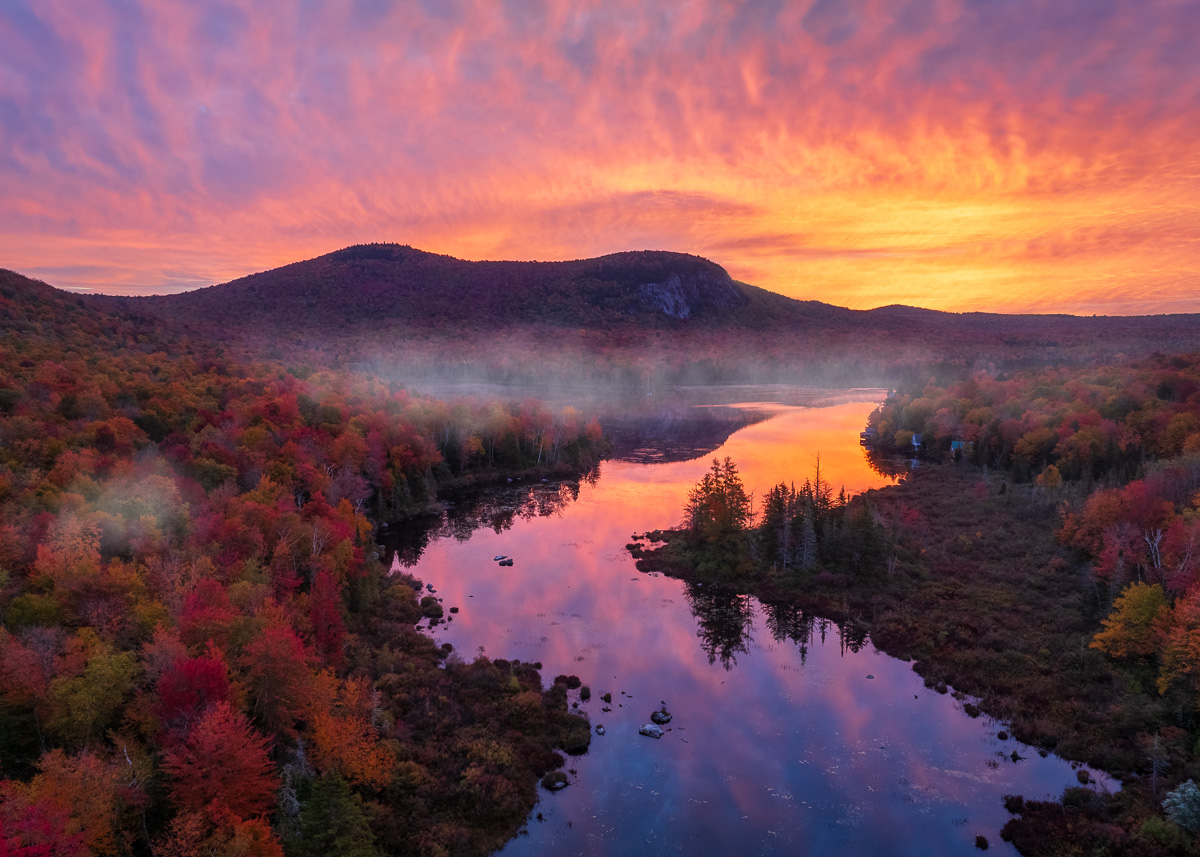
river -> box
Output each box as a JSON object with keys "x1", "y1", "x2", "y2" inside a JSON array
[{"x1": 383, "y1": 387, "x2": 1108, "y2": 856}]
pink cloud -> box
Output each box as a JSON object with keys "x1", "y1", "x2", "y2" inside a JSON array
[{"x1": 1, "y1": 0, "x2": 1197, "y2": 311}]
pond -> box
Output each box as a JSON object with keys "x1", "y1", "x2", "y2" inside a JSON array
[{"x1": 383, "y1": 387, "x2": 1109, "y2": 856}]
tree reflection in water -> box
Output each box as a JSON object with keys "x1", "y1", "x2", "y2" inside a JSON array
[
  {"x1": 684, "y1": 584, "x2": 755, "y2": 670},
  {"x1": 761, "y1": 600, "x2": 818, "y2": 664},
  {"x1": 380, "y1": 473, "x2": 592, "y2": 567},
  {"x1": 863, "y1": 446, "x2": 915, "y2": 479},
  {"x1": 687, "y1": 592, "x2": 872, "y2": 670}
]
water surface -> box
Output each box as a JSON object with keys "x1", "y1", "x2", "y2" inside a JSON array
[{"x1": 385, "y1": 389, "x2": 1104, "y2": 856}]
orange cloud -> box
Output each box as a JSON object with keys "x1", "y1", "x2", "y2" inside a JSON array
[{"x1": 1, "y1": 0, "x2": 1197, "y2": 312}]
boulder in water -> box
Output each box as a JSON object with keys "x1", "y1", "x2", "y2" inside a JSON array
[
  {"x1": 650, "y1": 708, "x2": 672, "y2": 725},
  {"x1": 639, "y1": 723, "x2": 664, "y2": 739}
]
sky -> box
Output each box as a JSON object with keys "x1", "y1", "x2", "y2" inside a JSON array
[{"x1": 2, "y1": 0, "x2": 1199, "y2": 314}]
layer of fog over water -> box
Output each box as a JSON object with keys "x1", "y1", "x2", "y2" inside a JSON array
[{"x1": 381, "y1": 387, "x2": 1109, "y2": 856}]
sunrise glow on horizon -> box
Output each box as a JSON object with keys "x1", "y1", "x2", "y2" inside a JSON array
[{"x1": 3, "y1": 1, "x2": 1199, "y2": 315}]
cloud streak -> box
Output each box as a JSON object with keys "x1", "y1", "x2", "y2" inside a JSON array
[{"x1": 1, "y1": 0, "x2": 1198, "y2": 312}]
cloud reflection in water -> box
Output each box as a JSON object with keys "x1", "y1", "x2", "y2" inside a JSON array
[{"x1": 386, "y1": 396, "x2": 1099, "y2": 855}]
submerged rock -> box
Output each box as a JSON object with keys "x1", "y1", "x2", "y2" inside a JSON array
[
  {"x1": 639, "y1": 723, "x2": 664, "y2": 739},
  {"x1": 541, "y1": 771, "x2": 569, "y2": 791},
  {"x1": 493, "y1": 555, "x2": 508, "y2": 561},
  {"x1": 650, "y1": 708, "x2": 672, "y2": 725},
  {"x1": 596, "y1": 725, "x2": 606, "y2": 736},
  {"x1": 499, "y1": 558, "x2": 514, "y2": 566}
]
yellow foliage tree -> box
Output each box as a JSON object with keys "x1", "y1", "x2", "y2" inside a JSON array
[{"x1": 1091, "y1": 582, "x2": 1167, "y2": 660}]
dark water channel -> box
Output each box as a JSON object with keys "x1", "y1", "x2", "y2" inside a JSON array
[{"x1": 383, "y1": 387, "x2": 1111, "y2": 856}]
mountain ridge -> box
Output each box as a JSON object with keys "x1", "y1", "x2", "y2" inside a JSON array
[
  {"x1": 11, "y1": 243, "x2": 1197, "y2": 328},
  {"x1": 111, "y1": 245, "x2": 758, "y2": 331},
  {"x1": 7, "y1": 244, "x2": 1200, "y2": 386}
]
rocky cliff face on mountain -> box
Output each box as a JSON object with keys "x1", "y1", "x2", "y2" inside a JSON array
[{"x1": 638, "y1": 272, "x2": 748, "y2": 319}]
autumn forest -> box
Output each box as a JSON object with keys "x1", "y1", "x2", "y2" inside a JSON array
[
  {"x1": 0, "y1": 269, "x2": 604, "y2": 856},
  {"x1": 7, "y1": 0, "x2": 1200, "y2": 853},
  {"x1": 5, "y1": 238, "x2": 1200, "y2": 855}
]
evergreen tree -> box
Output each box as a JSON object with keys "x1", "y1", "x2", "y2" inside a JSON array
[
  {"x1": 686, "y1": 457, "x2": 752, "y2": 538},
  {"x1": 798, "y1": 501, "x2": 817, "y2": 571},
  {"x1": 760, "y1": 483, "x2": 796, "y2": 566},
  {"x1": 290, "y1": 773, "x2": 381, "y2": 857}
]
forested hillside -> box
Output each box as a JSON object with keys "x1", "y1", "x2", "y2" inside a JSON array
[
  {"x1": 124, "y1": 246, "x2": 749, "y2": 330},
  {"x1": 64, "y1": 245, "x2": 1200, "y2": 387},
  {"x1": 866, "y1": 355, "x2": 1200, "y2": 853},
  {"x1": 0, "y1": 268, "x2": 603, "y2": 856}
]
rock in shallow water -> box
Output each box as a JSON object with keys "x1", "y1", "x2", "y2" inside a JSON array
[{"x1": 639, "y1": 723, "x2": 664, "y2": 739}]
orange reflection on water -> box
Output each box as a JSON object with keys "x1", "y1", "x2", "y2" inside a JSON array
[
  {"x1": 402, "y1": 397, "x2": 894, "y2": 666},
  {"x1": 390, "y1": 392, "x2": 1093, "y2": 855},
  {"x1": 614, "y1": 400, "x2": 897, "y2": 529},
  {"x1": 402, "y1": 396, "x2": 896, "y2": 683},
  {"x1": 695, "y1": 401, "x2": 896, "y2": 500}
]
